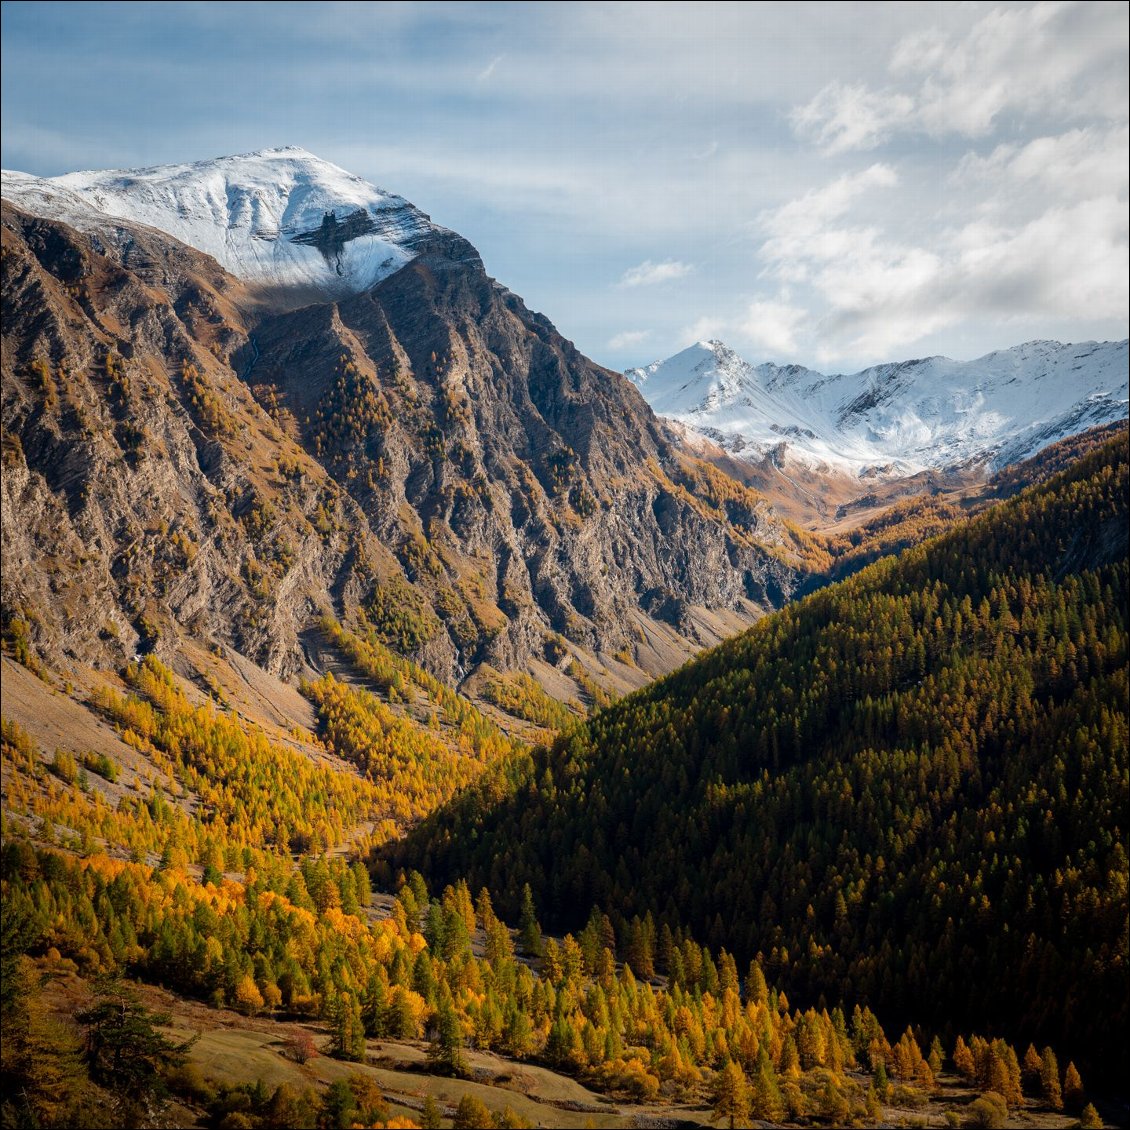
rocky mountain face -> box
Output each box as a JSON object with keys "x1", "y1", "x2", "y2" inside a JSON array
[
  {"x1": 629, "y1": 338, "x2": 1130, "y2": 478},
  {"x1": 2, "y1": 154, "x2": 808, "y2": 693},
  {"x1": 246, "y1": 231, "x2": 807, "y2": 677},
  {"x1": 0, "y1": 201, "x2": 375, "y2": 677}
]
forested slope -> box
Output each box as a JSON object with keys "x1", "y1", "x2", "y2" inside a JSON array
[{"x1": 395, "y1": 432, "x2": 1129, "y2": 1078}]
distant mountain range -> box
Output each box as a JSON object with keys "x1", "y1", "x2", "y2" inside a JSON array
[{"x1": 628, "y1": 338, "x2": 1129, "y2": 477}]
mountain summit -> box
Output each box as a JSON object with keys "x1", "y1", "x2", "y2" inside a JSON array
[
  {"x1": 1, "y1": 147, "x2": 446, "y2": 303},
  {"x1": 628, "y1": 338, "x2": 1129, "y2": 476}
]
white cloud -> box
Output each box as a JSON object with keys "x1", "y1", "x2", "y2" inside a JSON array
[
  {"x1": 761, "y1": 163, "x2": 898, "y2": 246},
  {"x1": 790, "y1": 83, "x2": 913, "y2": 154},
  {"x1": 608, "y1": 329, "x2": 650, "y2": 350},
  {"x1": 619, "y1": 259, "x2": 694, "y2": 288},
  {"x1": 953, "y1": 125, "x2": 1130, "y2": 202},
  {"x1": 737, "y1": 298, "x2": 808, "y2": 358},
  {"x1": 794, "y1": 2, "x2": 1129, "y2": 153},
  {"x1": 754, "y1": 149, "x2": 1128, "y2": 363}
]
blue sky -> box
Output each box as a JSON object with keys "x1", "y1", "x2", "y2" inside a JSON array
[{"x1": 2, "y1": 1, "x2": 1127, "y2": 371}]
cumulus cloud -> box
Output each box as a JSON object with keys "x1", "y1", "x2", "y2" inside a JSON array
[
  {"x1": 756, "y1": 173, "x2": 1128, "y2": 362},
  {"x1": 790, "y1": 83, "x2": 913, "y2": 154},
  {"x1": 760, "y1": 164, "x2": 898, "y2": 259},
  {"x1": 794, "y1": 2, "x2": 1129, "y2": 152},
  {"x1": 752, "y1": 104, "x2": 1129, "y2": 365},
  {"x1": 619, "y1": 259, "x2": 694, "y2": 288}
]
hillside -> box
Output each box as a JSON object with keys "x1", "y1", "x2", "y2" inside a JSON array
[
  {"x1": 807, "y1": 421, "x2": 1130, "y2": 589},
  {"x1": 1, "y1": 646, "x2": 1101, "y2": 1128},
  {"x1": 394, "y1": 431, "x2": 1130, "y2": 1081}
]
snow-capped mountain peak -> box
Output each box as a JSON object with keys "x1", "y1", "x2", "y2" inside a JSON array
[
  {"x1": 628, "y1": 340, "x2": 762, "y2": 414},
  {"x1": 628, "y1": 339, "x2": 1129, "y2": 476},
  {"x1": 1, "y1": 147, "x2": 444, "y2": 299}
]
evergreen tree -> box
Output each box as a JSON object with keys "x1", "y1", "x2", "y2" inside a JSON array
[
  {"x1": 453, "y1": 1093, "x2": 494, "y2": 1128},
  {"x1": 750, "y1": 1047, "x2": 785, "y2": 1122},
  {"x1": 1080, "y1": 1102, "x2": 1103, "y2": 1129},
  {"x1": 329, "y1": 993, "x2": 366, "y2": 1062},
  {"x1": 1022, "y1": 1043, "x2": 1043, "y2": 1093},
  {"x1": 78, "y1": 978, "x2": 195, "y2": 1117},
  {"x1": 873, "y1": 1059, "x2": 890, "y2": 1098},
  {"x1": 427, "y1": 988, "x2": 468, "y2": 1076},
  {"x1": 322, "y1": 1079, "x2": 358, "y2": 1129},
  {"x1": 362, "y1": 970, "x2": 389, "y2": 1037},
  {"x1": 1063, "y1": 1062, "x2": 1085, "y2": 1112},
  {"x1": 954, "y1": 1035, "x2": 976, "y2": 1080},
  {"x1": 518, "y1": 882, "x2": 544, "y2": 957},
  {"x1": 421, "y1": 1093, "x2": 443, "y2": 1129}
]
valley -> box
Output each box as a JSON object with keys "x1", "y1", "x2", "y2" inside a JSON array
[{"x1": 2, "y1": 147, "x2": 1127, "y2": 1130}]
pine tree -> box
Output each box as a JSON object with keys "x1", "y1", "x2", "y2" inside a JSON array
[
  {"x1": 746, "y1": 959, "x2": 769, "y2": 1006},
  {"x1": 779, "y1": 1034, "x2": 800, "y2": 1078},
  {"x1": 330, "y1": 993, "x2": 367, "y2": 1062},
  {"x1": 362, "y1": 970, "x2": 389, "y2": 1036},
  {"x1": 865, "y1": 1082, "x2": 882, "y2": 1121},
  {"x1": 873, "y1": 1059, "x2": 890, "y2": 1098},
  {"x1": 503, "y1": 1002, "x2": 534, "y2": 1057},
  {"x1": 1022, "y1": 1043, "x2": 1043, "y2": 1093},
  {"x1": 953, "y1": 1035, "x2": 976, "y2": 1080},
  {"x1": 750, "y1": 1047, "x2": 785, "y2": 1122},
  {"x1": 421, "y1": 1093, "x2": 443, "y2": 1129},
  {"x1": 453, "y1": 1093, "x2": 493, "y2": 1128},
  {"x1": 264, "y1": 1083, "x2": 322, "y2": 1129},
  {"x1": 6, "y1": 991, "x2": 94, "y2": 1129},
  {"x1": 323, "y1": 1079, "x2": 358, "y2": 1129},
  {"x1": 928, "y1": 1034, "x2": 945, "y2": 1075},
  {"x1": 1079, "y1": 1102, "x2": 1103, "y2": 1128},
  {"x1": 78, "y1": 978, "x2": 196, "y2": 1114}
]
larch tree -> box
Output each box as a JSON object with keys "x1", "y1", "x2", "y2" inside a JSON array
[{"x1": 712, "y1": 1059, "x2": 751, "y2": 1130}]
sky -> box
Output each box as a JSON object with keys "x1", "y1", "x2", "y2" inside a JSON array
[{"x1": 2, "y1": 1, "x2": 1127, "y2": 372}]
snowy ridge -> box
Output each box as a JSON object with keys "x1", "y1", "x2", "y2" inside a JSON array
[
  {"x1": 628, "y1": 339, "x2": 1129, "y2": 476},
  {"x1": 1, "y1": 147, "x2": 442, "y2": 299}
]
